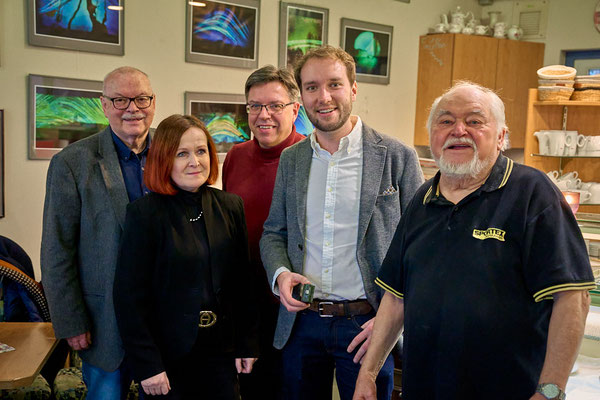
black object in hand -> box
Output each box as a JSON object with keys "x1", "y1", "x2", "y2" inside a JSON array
[{"x1": 292, "y1": 283, "x2": 315, "y2": 303}]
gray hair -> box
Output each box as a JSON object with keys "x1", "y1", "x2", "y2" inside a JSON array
[
  {"x1": 245, "y1": 65, "x2": 300, "y2": 102},
  {"x1": 426, "y1": 80, "x2": 510, "y2": 151},
  {"x1": 103, "y1": 66, "x2": 150, "y2": 94}
]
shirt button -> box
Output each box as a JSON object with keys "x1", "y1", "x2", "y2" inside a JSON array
[
  {"x1": 325, "y1": 241, "x2": 330, "y2": 246},
  {"x1": 328, "y1": 187, "x2": 332, "y2": 192},
  {"x1": 454, "y1": 206, "x2": 459, "y2": 211},
  {"x1": 324, "y1": 269, "x2": 329, "y2": 273},
  {"x1": 325, "y1": 213, "x2": 331, "y2": 219},
  {"x1": 330, "y1": 162, "x2": 335, "y2": 167}
]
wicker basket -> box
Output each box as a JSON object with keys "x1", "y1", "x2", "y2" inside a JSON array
[
  {"x1": 538, "y1": 79, "x2": 574, "y2": 88},
  {"x1": 571, "y1": 89, "x2": 600, "y2": 101},
  {"x1": 538, "y1": 86, "x2": 574, "y2": 101},
  {"x1": 537, "y1": 65, "x2": 577, "y2": 80}
]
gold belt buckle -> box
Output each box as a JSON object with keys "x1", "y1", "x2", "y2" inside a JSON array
[{"x1": 198, "y1": 311, "x2": 217, "y2": 328}]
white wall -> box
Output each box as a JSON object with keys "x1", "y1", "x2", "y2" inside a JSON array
[{"x1": 0, "y1": 0, "x2": 466, "y2": 278}]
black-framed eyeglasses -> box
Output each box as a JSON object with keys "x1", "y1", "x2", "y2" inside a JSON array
[
  {"x1": 246, "y1": 102, "x2": 294, "y2": 115},
  {"x1": 103, "y1": 95, "x2": 154, "y2": 110}
]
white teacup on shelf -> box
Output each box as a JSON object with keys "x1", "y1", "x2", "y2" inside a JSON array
[
  {"x1": 589, "y1": 183, "x2": 600, "y2": 204},
  {"x1": 558, "y1": 171, "x2": 578, "y2": 181},
  {"x1": 546, "y1": 170, "x2": 560, "y2": 183},
  {"x1": 573, "y1": 190, "x2": 592, "y2": 204}
]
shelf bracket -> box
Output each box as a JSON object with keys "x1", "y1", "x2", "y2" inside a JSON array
[{"x1": 562, "y1": 106, "x2": 568, "y2": 131}]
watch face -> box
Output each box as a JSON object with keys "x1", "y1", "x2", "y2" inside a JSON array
[{"x1": 540, "y1": 384, "x2": 560, "y2": 398}]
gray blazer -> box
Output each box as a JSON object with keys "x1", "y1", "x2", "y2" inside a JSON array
[
  {"x1": 41, "y1": 127, "x2": 130, "y2": 371},
  {"x1": 260, "y1": 122, "x2": 424, "y2": 349}
]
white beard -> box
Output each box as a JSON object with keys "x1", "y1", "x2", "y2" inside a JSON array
[{"x1": 433, "y1": 137, "x2": 493, "y2": 179}]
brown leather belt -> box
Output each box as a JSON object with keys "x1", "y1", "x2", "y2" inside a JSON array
[{"x1": 307, "y1": 300, "x2": 372, "y2": 317}]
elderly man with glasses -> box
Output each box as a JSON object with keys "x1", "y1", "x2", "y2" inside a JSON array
[
  {"x1": 41, "y1": 66, "x2": 156, "y2": 400},
  {"x1": 221, "y1": 64, "x2": 305, "y2": 400}
]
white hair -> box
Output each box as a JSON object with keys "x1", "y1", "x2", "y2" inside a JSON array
[{"x1": 426, "y1": 80, "x2": 510, "y2": 151}]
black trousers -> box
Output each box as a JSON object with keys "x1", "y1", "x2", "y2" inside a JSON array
[{"x1": 151, "y1": 351, "x2": 240, "y2": 400}]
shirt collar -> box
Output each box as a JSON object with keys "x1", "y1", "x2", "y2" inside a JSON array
[
  {"x1": 111, "y1": 128, "x2": 150, "y2": 160},
  {"x1": 422, "y1": 153, "x2": 514, "y2": 205},
  {"x1": 309, "y1": 115, "x2": 363, "y2": 156}
]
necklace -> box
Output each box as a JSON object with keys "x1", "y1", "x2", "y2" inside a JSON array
[{"x1": 189, "y1": 211, "x2": 203, "y2": 222}]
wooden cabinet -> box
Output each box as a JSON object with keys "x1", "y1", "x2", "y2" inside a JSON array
[
  {"x1": 414, "y1": 34, "x2": 544, "y2": 148},
  {"x1": 524, "y1": 88, "x2": 600, "y2": 213}
]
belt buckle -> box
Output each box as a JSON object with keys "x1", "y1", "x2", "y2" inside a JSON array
[
  {"x1": 317, "y1": 302, "x2": 334, "y2": 317},
  {"x1": 198, "y1": 311, "x2": 217, "y2": 328}
]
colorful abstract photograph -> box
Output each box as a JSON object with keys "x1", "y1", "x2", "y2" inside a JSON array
[
  {"x1": 286, "y1": 6, "x2": 326, "y2": 68},
  {"x1": 189, "y1": 102, "x2": 250, "y2": 155},
  {"x1": 190, "y1": 0, "x2": 257, "y2": 60},
  {"x1": 29, "y1": 75, "x2": 107, "y2": 159},
  {"x1": 294, "y1": 105, "x2": 314, "y2": 137},
  {"x1": 34, "y1": 0, "x2": 121, "y2": 44}
]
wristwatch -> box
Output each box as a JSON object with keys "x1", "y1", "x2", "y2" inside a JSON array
[{"x1": 536, "y1": 383, "x2": 566, "y2": 400}]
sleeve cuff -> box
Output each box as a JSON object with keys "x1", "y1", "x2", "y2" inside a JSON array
[
  {"x1": 272, "y1": 267, "x2": 291, "y2": 296},
  {"x1": 375, "y1": 277, "x2": 404, "y2": 299},
  {"x1": 533, "y1": 281, "x2": 597, "y2": 302}
]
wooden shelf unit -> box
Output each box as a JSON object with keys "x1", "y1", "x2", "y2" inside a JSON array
[{"x1": 524, "y1": 89, "x2": 600, "y2": 214}]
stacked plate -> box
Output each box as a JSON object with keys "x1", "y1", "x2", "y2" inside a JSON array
[
  {"x1": 536, "y1": 65, "x2": 576, "y2": 101},
  {"x1": 571, "y1": 75, "x2": 600, "y2": 101}
]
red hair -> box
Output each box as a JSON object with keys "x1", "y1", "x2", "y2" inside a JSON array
[{"x1": 144, "y1": 114, "x2": 219, "y2": 195}]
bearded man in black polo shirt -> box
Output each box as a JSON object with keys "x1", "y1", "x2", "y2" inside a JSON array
[{"x1": 353, "y1": 81, "x2": 595, "y2": 400}]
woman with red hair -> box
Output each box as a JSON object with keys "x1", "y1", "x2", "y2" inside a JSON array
[{"x1": 114, "y1": 114, "x2": 258, "y2": 399}]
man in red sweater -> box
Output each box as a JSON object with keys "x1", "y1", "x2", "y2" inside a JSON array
[{"x1": 222, "y1": 65, "x2": 305, "y2": 400}]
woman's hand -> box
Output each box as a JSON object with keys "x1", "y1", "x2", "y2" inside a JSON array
[
  {"x1": 235, "y1": 358, "x2": 257, "y2": 374},
  {"x1": 141, "y1": 371, "x2": 171, "y2": 396}
]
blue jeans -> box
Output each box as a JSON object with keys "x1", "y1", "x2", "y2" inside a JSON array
[
  {"x1": 281, "y1": 309, "x2": 394, "y2": 400},
  {"x1": 82, "y1": 361, "x2": 136, "y2": 400}
]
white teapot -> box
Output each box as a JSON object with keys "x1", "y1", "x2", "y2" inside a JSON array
[
  {"x1": 450, "y1": 6, "x2": 473, "y2": 28},
  {"x1": 507, "y1": 25, "x2": 523, "y2": 40}
]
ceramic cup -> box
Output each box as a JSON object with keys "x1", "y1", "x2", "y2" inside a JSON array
[
  {"x1": 566, "y1": 178, "x2": 582, "y2": 190},
  {"x1": 534, "y1": 131, "x2": 550, "y2": 155},
  {"x1": 474, "y1": 25, "x2": 489, "y2": 35},
  {"x1": 564, "y1": 131, "x2": 578, "y2": 156},
  {"x1": 558, "y1": 171, "x2": 579, "y2": 181},
  {"x1": 434, "y1": 23, "x2": 447, "y2": 33},
  {"x1": 589, "y1": 183, "x2": 600, "y2": 204},
  {"x1": 547, "y1": 130, "x2": 566, "y2": 156},
  {"x1": 546, "y1": 171, "x2": 560, "y2": 183}
]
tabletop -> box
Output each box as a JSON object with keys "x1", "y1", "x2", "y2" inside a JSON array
[{"x1": 0, "y1": 322, "x2": 58, "y2": 389}]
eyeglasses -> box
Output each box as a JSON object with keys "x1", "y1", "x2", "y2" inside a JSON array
[
  {"x1": 246, "y1": 102, "x2": 294, "y2": 115},
  {"x1": 103, "y1": 95, "x2": 154, "y2": 110}
]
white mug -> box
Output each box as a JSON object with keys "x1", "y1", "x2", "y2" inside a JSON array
[
  {"x1": 589, "y1": 183, "x2": 600, "y2": 204},
  {"x1": 577, "y1": 135, "x2": 588, "y2": 155},
  {"x1": 563, "y1": 131, "x2": 578, "y2": 156},
  {"x1": 546, "y1": 170, "x2": 560, "y2": 182},
  {"x1": 558, "y1": 171, "x2": 578, "y2": 181},
  {"x1": 587, "y1": 136, "x2": 600, "y2": 151},
  {"x1": 547, "y1": 130, "x2": 566, "y2": 156},
  {"x1": 534, "y1": 131, "x2": 550, "y2": 155},
  {"x1": 566, "y1": 178, "x2": 582, "y2": 190},
  {"x1": 573, "y1": 190, "x2": 593, "y2": 204}
]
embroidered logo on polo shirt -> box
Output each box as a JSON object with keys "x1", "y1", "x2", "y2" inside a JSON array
[{"x1": 472, "y1": 228, "x2": 506, "y2": 242}]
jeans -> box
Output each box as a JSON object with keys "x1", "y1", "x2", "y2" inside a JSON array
[
  {"x1": 81, "y1": 361, "x2": 135, "y2": 400},
  {"x1": 281, "y1": 309, "x2": 394, "y2": 400}
]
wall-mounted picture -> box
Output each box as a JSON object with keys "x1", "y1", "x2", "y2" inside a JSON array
[
  {"x1": 186, "y1": 0, "x2": 260, "y2": 69},
  {"x1": 294, "y1": 105, "x2": 314, "y2": 137},
  {"x1": 185, "y1": 92, "x2": 251, "y2": 161},
  {"x1": 279, "y1": 2, "x2": 328, "y2": 69},
  {"x1": 340, "y1": 18, "x2": 393, "y2": 85},
  {"x1": 0, "y1": 110, "x2": 4, "y2": 218},
  {"x1": 27, "y1": 0, "x2": 124, "y2": 55},
  {"x1": 29, "y1": 75, "x2": 108, "y2": 160}
]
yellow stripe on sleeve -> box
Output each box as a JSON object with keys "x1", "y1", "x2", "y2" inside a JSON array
[
  {"x1": 533, "y1": 281, "x2": 597, "y2": 302},
  {"x1": 375, "y1": 277, "x2": 404, "y2": 299}
]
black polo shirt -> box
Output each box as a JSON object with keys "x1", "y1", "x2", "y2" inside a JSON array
[{"x1": 376, "y1": 154, "x2": 595, "y2": 400}]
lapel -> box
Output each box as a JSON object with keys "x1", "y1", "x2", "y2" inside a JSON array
[
  {"x1": 357, "y1": 125, "x2": 386, "y2": 247},
  {"x1": 200, "y1": 187, "x2": 223, "y2": 296},
  {"x1": 295, "y1": 138, "x2": 314, "y2": 238},
  {"x1": 97, "y1": 128, "x2": 129, "y2": 230}
]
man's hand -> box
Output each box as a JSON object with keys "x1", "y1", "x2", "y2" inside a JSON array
[
  {"x1": 141, "y1": 371, "x2": 170, "y2": 396},
  {"x1": 352, "y1": 369, "x2": 378, "y2": 400},
  {"x1": 276, "y1": 271, "x2": 311, "y2": 312},
  {"x1": 347, "y1": 317, "x2": 375, "y2": 363},
  {"x1": 235, "y1": 358, "x2": 257, "y2": 374},
  {"x1": 66, "y1": 331, "x2": 91, "y2": 351}
]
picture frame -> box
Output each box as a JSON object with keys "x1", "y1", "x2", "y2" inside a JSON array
[
  {"x1": 279, "y1": 2, "x2": 328, "y2": 69},
  {"x1": 0, "y1": 110, "x2": 4, "y2": 218},
  {"x1": 28, "y1": 74, "x2": 108, "y2": 160},
  {"x1": 184, "y1": 92, "x2": 251, "y2": 162},
  {"x1": 340, "y1": 18, "x2": 393, "y2": 85},
  {"x1": 27, "y1": 0, "x2": 124, "y2": 55},
  {"x1": 185, "y1": 0, "x2": 260, "y2": 69}
]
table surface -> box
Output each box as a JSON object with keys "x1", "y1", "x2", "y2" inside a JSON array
[{"x1": 0, "y1": 322, "x2": 58, "y2": 389}]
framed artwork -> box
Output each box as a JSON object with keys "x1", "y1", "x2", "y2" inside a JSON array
[
  {"x1": 27, "y1": 0, "x2": 124, "y2": 55},
  {"x1": 279, "y1": 2, "x2": 328, "y2": 69},
  {"x1": 294, "y1": 105, "x2": 314, "y2": 136},
  {"x1": 185, "y1": 92, "x2": 251, "y2": 162},
  {"x1": 0, "y1": 110, "x2": 4, "y2": 218},
  {"x1": 340, "y1": 18, "x2": 393, "y2": 85},
  {"x1": 28, "y1": 75, "x2": 108, "y2": 160},
  {"x1": 185, "y1": 0, "x2": 260, "y2": 69}
]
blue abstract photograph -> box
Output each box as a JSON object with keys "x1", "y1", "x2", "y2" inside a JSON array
[
  {"x1": 191, "y1": 0, "x2": 257, "y2": 60},
  {"x1": 34, "y1": 0, "x2": 120, "y2": 44},
  {"x1": 190, "y1": 102, "x2": 250, "y2": 154}
]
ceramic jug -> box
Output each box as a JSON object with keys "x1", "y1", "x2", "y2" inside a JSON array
[
  {"x1": 488, "y1": 11, "x2": 501, "y2": 27},
  {"x1": 507, "y1": 25, "x2": 523, "y2": 40},
  {"x1": 534, "y1": 131, "x2": 550, "y2": 155},
  {"x1": 475, "y1": 25, "x2": 490, "y2": 35},
  {"x1": 493, "y1": 22, "x2": 506, "y2": 38}
]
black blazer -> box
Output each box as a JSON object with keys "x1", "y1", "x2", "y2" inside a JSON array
[{"x1": 114, "y1": 187, "x2": 259, "y2": 381}]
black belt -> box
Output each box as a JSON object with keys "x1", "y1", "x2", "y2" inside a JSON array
[{"x1": 307, "y1": 300, "x2": 372, "y2": 317}]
